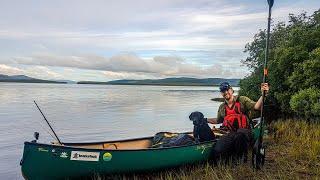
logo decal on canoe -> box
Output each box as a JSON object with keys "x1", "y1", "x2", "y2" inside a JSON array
[
  {"x1": 60, "y1": 152, "x2": 68, "y2": 158},
  {"x1": 70, "y1": 151, "x2": 100, "y2": 162},
  {"x1": 103, "y1": 152, "x2": 112, "y2": 161},
  {"x1": 196, "y1": 144, "x2": 213, "y2": 154}
]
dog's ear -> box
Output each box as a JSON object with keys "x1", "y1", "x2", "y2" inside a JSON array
[
  {"x1": 200, "y1": 112, "x2": 204, "y2": 119},
  {"x1": 189, "y1": 112, "x2": 196, "y2": 121}
]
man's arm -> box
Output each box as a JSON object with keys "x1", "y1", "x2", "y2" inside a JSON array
[
  {"x1": 207, "y1": 118, "x2": 218, "y2": 124},
  {"x1": 254, "y1": 83, "x2": 270, "y2": 110},
  {"x1": 254, "y1": 96, "x2": 263, "y2": 110}
]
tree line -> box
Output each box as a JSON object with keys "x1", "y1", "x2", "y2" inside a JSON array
[{"x1": 239, "y1": 9, "x2": 320, "y2": 120}]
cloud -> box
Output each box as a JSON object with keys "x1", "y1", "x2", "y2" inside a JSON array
[
  {"x1": 0, "y1": 0, "x2": 318, "y2": 81},
  {"x1": 0, "y1": 63, "x2": 63, "y2": 80},
  {"x1": 101, "y1": 71, "x2": 150, "y2": 80},
  {"x1": 0, "y1": 64, "x2": 24, "y2": 75},
  {"x1": 24, "y1": 66, "x2": 63, "y2": 79},
  {"x1": 9, "y1": 53, "x2": 245, "y2": 78},
  {"x1": 1, "y1": 0, "x2": 318, "y2": 53}
]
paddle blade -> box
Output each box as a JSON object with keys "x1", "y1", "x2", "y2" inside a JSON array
[
  {"x1": 267, "y1": 0, "x2": 274, "y2": 8},
  {"x1": 252, "y1": 139, "x2": 266, "y2": 170}
]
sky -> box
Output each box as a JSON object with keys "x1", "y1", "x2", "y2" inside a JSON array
[{"x1": 0, "y1": 0, "x2": 319, "y2": 81}]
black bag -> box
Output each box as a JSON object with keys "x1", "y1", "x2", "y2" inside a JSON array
[
  {"x1": 212, "y1": 128, "x2": 251, "y2": 165},
  {"x1": 151, "y1": 132, "x2": 195, "y2": 148}
]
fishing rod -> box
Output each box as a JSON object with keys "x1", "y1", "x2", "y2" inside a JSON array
[
  {"x1": 252, "y1": 0, "x2": 274, "y2": 169},
  {"x1": 33, "y1": 100, "x2": 63, "y2": 145}
]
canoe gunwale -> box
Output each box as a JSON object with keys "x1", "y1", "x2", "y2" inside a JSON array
[
  {"x1": 23, "y1": 131, "x2": 220, "y2": 151},
  {"x1": 24, "y1": 137, "x2": 217, "y2": 152}
]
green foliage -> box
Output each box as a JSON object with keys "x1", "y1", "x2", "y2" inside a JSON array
[
  {"x1": 289, "y1": 48, "x2": 320, "y2": 91},
  {"x1": 239, "y1": 71, "x2": 261, "y2": 101},
  {"x1": 290, "y1": 87, "x2": 320, "y2": 119},
  {"x1": 240, "y1": 9, "x2": 320, "y2": 119}
]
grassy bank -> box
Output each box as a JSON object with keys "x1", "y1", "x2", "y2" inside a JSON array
[{"x1": 96, "y1": 119, "x2": 320, "y2": 180}]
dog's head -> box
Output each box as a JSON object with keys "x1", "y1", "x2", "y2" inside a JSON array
[{"x1": 189, "y1": 111, "x2": 205, "y2": 126}]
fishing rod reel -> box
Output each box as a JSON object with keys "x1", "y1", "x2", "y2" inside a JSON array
[
  {"x1": 31, "y1": 132, "x2": 39, "y2": 143},
  {"x1": 33, "y1": 100, "x2": 63, "y2": 145}
]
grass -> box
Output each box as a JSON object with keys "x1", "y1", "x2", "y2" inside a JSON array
[{"x1": 94, "y1": 119, "x2": 320, "y2": 180}]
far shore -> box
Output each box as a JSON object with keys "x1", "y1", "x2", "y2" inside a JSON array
[
  {"x1": 78, "y1": 82, "x2": 230, "y2": 87},
  {"x1": 0, "y1": 80, "x2": 66, "y2": 84},
  {"x1": 0, "y1": 81, "x2": 240, "y2": 88}
]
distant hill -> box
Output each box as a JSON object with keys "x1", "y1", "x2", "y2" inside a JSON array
[
  {"x1": 0, "y1": 74, "x2": 66, "y2": 84},
  {"x1": 78, "y1": 77, "x2": 240, "y2": 86},
  {"x1": 53, "y1": 80, "x2": 77, "y2": 84}
]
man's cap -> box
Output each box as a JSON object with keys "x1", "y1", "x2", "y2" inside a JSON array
[{"x1": 219, "y1": 82, "x2": 231, "y2": 92}]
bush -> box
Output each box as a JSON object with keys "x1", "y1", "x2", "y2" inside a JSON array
[
  {"x1": 290, "y1": 87, "x2": 320, "y2": 120},
  {"x1": 289, "y1": 48, "x2": 320, "y2": 91},
  {"x1": 240, "y1": 9, "x2": 320, "y2": 119}
]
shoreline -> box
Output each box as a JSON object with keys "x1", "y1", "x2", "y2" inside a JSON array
[{"x1": 0, "y1": 81, "x2": 240, "y2": 88}]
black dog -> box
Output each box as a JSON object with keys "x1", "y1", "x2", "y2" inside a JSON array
[{"x1": 189, "y1": 111, "x2": 215, "y2": 142}]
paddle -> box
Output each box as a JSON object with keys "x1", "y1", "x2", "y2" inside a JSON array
[
  {"x1": 252, "y1": 0, "x2": 274, "y2": 169},
  {"x1": 34, "y1": 100, "x2": 63, "y2": 145}
]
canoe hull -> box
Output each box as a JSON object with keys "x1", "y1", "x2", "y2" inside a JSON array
[
  {"x1": 21, "y1": 141, "x2": 215, "y2": 179},
  {"x1": 21, "y1": 125, "x2": 263, "y2": 179}
]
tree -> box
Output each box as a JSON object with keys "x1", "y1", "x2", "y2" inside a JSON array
[
  {"x1": 290, "y1": 87, "x2": 320, "y2": 120},
  {"x1": 240, "y1": 9, "x2": 320, "y2": 119}
]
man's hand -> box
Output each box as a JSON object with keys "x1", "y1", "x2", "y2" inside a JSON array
[
  {"x1": 261, "y1": 83, "x2": 269, "y2": 95},
  {"x1": 207, "y1": 118, "x2": 218, "y2": 124},
  {"x1": 254, "y1": 83, "x2": 270, "y2": 110}
]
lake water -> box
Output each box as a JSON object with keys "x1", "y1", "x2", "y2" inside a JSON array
[{"x1": 0, "y1": 83, "x2": 238, "y2": 179}]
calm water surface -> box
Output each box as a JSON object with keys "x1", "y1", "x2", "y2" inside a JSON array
[{"x1": 0, "y1": 83, "x2": 238, "y2": 179}]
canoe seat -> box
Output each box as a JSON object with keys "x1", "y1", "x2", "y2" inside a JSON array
[
  {"x1": 102, "y1": 139, "x2": 152, "y2": 150},
  {"x1": 102, "y1": 143, "x2": 119, "y2": 149},
  {"x1": 63, "y1": 138, "x2": 153, "y2": 150}
]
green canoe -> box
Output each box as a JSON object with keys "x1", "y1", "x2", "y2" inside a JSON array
[{"x1": 21, "y1": 127, "x2": 262, "y2": 180}]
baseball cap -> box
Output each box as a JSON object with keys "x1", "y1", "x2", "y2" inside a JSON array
[{"x1": 219, "y1": 82, "x2": 231, "y2": 92}]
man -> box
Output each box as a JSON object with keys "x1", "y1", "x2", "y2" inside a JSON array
[
  {"x1": 207, "y1": 82, "x2": 269, "y2": 165},
  {"x1": 207, "y1": 82, "x2": 269, "y2": 126}
]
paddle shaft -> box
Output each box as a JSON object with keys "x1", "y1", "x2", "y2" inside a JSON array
[
  {"x1": 34, "y1": 100, "x2": 62, "y2": 144},
  {"x1": 259, "y1": 0, "x2": 273, "y2": 145}
]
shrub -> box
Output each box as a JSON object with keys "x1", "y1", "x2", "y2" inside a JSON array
[
  {"x1": 290, "y1": 87, "x2": 320, "y2": 119},
  {"x1": 240, "y1": 9, "x2": 320, "y2": 119}
]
